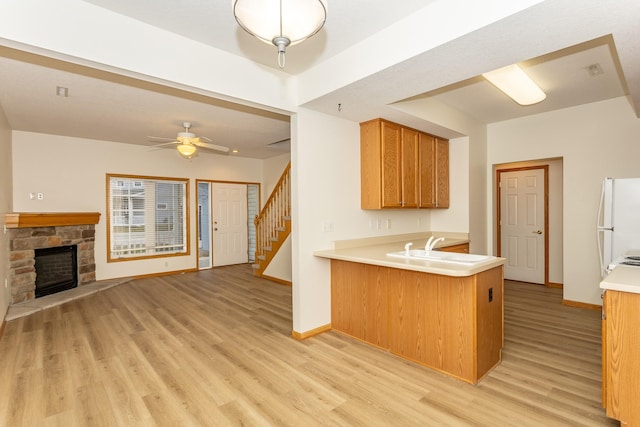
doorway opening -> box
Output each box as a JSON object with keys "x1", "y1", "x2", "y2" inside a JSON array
[
  {"x1": 197, "y1": 180, "x2": 260, "y2": 269},
  {"x1": 495, "y1": 158, "x2": 563, "y2": 287}
]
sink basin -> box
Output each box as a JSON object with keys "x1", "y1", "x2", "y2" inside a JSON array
[{"x1": 387, "y1": 249, "x2": 492, "y2": 264}]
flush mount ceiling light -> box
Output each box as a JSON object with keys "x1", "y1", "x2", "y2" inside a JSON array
[
  {"x1": 232, "y1": 0, "x2": 327, "y2": 69},
  {"x1": 482, "y1": 64, "x2": 546, "y2": 106}
]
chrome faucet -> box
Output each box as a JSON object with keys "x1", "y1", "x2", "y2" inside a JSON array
[{"x1": 425, "y1": 236, "x2": 445, "y2": 252}]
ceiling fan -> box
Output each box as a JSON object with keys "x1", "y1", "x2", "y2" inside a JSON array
[{"x1": 149, "y1": 122, "x2": 230, "y2": 158}]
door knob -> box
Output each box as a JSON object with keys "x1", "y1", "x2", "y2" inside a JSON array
[
  {"x1": 214, "y1": 228, "x2": 218, "y2": 231},
  {"x1": 532, "y1": 230, "x2": 542, "y2": 234}
]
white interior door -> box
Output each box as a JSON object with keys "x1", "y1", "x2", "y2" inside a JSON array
[
  {"x1": 500, "y1": 168, "x2": 545, "y2": 284},
  {"x1": 213, "y1": 183, "x2": 248, "y2": 266}
]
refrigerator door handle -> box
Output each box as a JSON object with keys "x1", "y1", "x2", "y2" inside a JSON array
[{"x1": 597, "y1": 180, "x2": 610, "y2": 277}]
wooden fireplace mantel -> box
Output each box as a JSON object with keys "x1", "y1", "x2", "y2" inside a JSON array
[{"x1": 5, "y1": 212, "x2": 101, "y2": 228}]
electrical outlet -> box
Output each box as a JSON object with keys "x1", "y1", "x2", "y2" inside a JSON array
[
  {"x1": 385, "y1": 219, "x2": 391, "y2": 229},
  {"x1": 37, "y1": 192, "x2": 44, "y2": 200},
  {"x1": 489, "y1": 287, "x2": 493, "y2": 302}
]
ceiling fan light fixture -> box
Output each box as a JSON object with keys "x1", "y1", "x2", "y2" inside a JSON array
[
  {"x1": 177, "y1": 143, "x2": 197, "y2": 158},
  {"x1": 482, "y1": 64, "x2": 546, "y2": 106},
  {"x1": 232, "y1": 0, "x2": 327, "y2": 68}
]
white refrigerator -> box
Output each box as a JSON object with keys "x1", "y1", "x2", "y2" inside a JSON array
[{"x1": 597, "y1": 177, "x2": 640, "y2": 277}]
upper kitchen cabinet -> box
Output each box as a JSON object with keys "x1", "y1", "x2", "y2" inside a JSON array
[
  {"x1": 419, "y1": 133, "x2": 449, "y2": 208},
  {"x1": 360, "y1": 118, "x2": 449, "y2": 210}
]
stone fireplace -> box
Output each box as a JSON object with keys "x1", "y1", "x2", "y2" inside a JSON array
[{"x1": 6, "y1": 212, "x2": 100, "y2": 304}]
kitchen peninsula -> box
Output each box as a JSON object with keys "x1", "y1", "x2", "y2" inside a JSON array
[{"x1": 314, "y1": 233, "x2": 505, "y2": 384}]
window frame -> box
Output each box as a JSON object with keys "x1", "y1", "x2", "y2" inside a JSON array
[{"x1": 106, "y1": 173, "x2": 190, "y2": 262}]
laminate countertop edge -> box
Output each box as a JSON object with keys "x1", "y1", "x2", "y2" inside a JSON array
[
  {"x1": 314, "y1": 238, "x2": 505, "y2": 277},
  {"x1": 600, "y1": 265, "x2": 640, "y2": 294}
]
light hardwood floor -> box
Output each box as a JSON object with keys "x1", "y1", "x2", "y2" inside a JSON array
[{"x1": 0, "y1": 265, "x2": 617, "y2": 426}]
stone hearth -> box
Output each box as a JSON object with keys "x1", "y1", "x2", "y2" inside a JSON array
[{"x1": 6, "y1": 212, "x2": 100, "y2": 304}]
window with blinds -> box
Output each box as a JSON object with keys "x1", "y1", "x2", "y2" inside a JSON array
[{"x1": 107, "y1": 174, "x2": 189, "y2": 261}]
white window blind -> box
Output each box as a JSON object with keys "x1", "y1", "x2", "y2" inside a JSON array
[{"x1": 108, "y1": 175, "x2": 188, "y2": 260}]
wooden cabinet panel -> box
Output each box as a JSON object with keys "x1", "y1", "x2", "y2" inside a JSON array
[
  {"x1": 604, "y1": 290, "x2": 640, "y2": 425},
  {"x1": 418, "y1": 134, "x2": 449, "y2": 208},
  {"x1": 440, "y1": 243, "x2": 469, "y2": 253},
  {"x1": 418, "y1": 133, "x2": 435, "y2": 207},
  {"x1": 361, "y1": 118, "x2": 449, "y2": 210},
  {"x1": 400, "y1": 127, "x2": 419, "y2": 208},
  {"x1": 331, "y1": 260, "x2": 503, "y2": 384},
  {"x1": 380, "y1": 121, "x2": 402, "y2": 208},
  {"x1": 435, "y1": 137, "x2": 450, "y2": 208},
  {"x1": 330, "y1": 260, "x2": 388, "y2": 349},
  {"x1": 475, "y1": 266, "x2": 504, "y2": 378},
  {"x1": 360, "y1": 119, "x2": 383, "y2": 209}
]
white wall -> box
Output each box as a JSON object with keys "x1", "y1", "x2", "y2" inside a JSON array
[
  {"x1": 487, "y1": 96, "x2": 640, "y2": 305},
  {"x1": 0, "y1": 106, "x2": 12, "y2": 319},
  {"x1": 263, "y1": 235, "x2": 292, "y2": 282},
  {"x1": 262, "y1": 152, "x2": 291, "y2": 205},
  {"x1": 12, "y1": 131, "x2": 265, "y2": 281}
]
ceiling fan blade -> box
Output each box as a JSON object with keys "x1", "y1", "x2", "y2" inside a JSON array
[
  {"x1": 198, "y1": 135, "x2": 213, "y2": 142},
  {"x1": 194, "y1": 141, "x2": 230, "y2": 153},
  {"x1": 148, "y1": 135, "x2": 177, "y2": 142},
  {"x1": 152, "y1": 141, "x2": 180, "y2": 147},
  {"x1": 266, "y1": 138, "x2": 291, "y2": 146}
]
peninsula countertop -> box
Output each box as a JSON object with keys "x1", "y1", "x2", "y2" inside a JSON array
[
  {"x1": 600, "y1": 265, "x2": 640, "y2": 294},
  {"x1": 314, "y1": 232, "x2": 505, "y2": 277}
]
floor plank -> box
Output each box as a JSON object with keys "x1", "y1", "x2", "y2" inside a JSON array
[{"x1": 0, "y1": 265, "x2": 617, "y2": 426}]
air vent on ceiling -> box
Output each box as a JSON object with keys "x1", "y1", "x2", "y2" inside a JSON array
[{"x1": 585, "y1": 63, "x2": 604, "y2": 78}]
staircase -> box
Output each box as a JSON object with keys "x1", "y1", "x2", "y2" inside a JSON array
[{"x1": 253, "y1": 163, "x2": 291, "y2": 280}]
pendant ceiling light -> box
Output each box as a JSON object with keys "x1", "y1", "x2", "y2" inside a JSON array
[{"x1": 232, "y1": 0, "x2": 327, "y2": 68}]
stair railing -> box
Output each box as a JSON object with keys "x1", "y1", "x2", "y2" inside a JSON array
[{"x1": 254, "y1": 162, "x2": 291, "y2": 262}]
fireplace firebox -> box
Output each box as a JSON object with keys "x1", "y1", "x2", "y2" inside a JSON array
[{"x1": 34, "y1": 245, "x2": 78, "y2": 298}]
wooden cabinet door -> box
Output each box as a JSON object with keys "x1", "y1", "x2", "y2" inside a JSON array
[
  {"x1": 401, "y1": 127, "x2": 419, "y2": 207},
  {"x1": 360, "y1": 118, "x2": 449, "y2": 210},
  {"x1": 380, "y1": 121, "x2": 402, "y2": 208},
  {"x1": 602, "y1": 290, "x2": 607, "y2": 408},
  {"x1": 419, "y1": 133, "x2": 436, "y2": 208},
  {"x1": 435, "y1": 137, "x2": 450, "y2": 208},
  {"x1": 605, "y1": 290, "x2": 640, "y2": 425}
]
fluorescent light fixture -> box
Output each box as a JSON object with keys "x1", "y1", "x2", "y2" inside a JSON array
[{"x1": 482, "y1": 64, "x2": 546, "y2": 106}]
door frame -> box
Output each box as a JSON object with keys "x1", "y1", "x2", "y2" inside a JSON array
[
  {"x1": 196, "y1": 179, "x2": 261, "y2": 270},
  {"x1": 496, "y1": 165, "x2": 549, "y2": 286}
]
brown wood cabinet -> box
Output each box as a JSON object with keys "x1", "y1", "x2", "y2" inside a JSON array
[
  {"x1": 439, "y1": 243, "x2": 469, "y2": 253},
  {"x1": 330, "y1": 259, "x2": 503, "y2": 384},
  {"x1": 602, "y1": 289, "x2": 640, "y2": 426},
  {"x1": 361, "y1": 118, "x2": 449, "y2": 209},
  {"x1": 419, "y1": 133, "x2": 449, "y2": 208}
]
